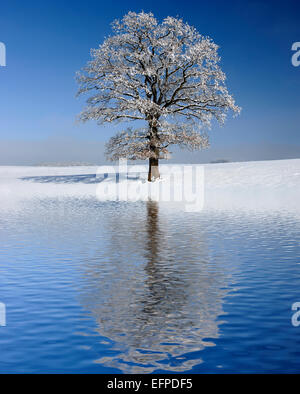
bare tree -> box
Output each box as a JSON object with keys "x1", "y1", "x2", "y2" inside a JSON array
[{"x1": 77, "y1": 11, "x2": 240, "y2": 181}]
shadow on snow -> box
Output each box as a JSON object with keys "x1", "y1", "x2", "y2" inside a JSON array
[{"x1": 20, "y1": 173, "x2": 143, "y2": 184}]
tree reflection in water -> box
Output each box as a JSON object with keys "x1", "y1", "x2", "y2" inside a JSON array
[{"x1": 79, "y1": 201, "x2": 230, "y2": 373}]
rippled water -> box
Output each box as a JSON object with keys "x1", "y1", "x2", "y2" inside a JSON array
[{"x1": 0, "y1": 197, "x2": 300, "y2": 373}]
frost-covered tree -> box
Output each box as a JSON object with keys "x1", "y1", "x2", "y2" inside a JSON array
[{"x1": 77, "y1": 11, "x2": 240, "y2": 181}]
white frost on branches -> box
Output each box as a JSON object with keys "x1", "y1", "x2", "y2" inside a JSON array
[
  {"x1": 77, "y1": 11, "x2": 240, "y2": 161},
  {"x1": 106, "y1": 123, "x2": 209, "y2": 161}
]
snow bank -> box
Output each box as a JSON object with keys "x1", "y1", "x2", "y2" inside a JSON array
[{"x1": 0, "y1": 159, "x2": 299, "y2": 213}]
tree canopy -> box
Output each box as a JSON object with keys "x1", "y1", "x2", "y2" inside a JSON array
[{"x1": 77, "y1": 11, "x2": 240, "y2": 179}]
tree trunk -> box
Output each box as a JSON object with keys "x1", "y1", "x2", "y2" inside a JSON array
[
  {"x1": 147, "y1": 123, "x2": 160, "y2": 182},
  {"x1": 148, "y1": 157, "x2": 159, "y2": 182}
]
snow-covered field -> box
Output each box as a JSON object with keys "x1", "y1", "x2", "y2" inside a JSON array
[{"x1": 0, "y1": 158, "x2": 299, "y2": 212}]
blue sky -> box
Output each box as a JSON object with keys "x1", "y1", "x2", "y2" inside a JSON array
[{"x1": 0, "y1": 0, "x2": 299, "y2": 164}]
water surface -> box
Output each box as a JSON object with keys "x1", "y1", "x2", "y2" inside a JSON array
[{"x1": 0, "y1": 197, "x2": 300, "y2": 373}]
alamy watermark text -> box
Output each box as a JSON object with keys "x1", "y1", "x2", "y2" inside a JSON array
[
  {"x1": 291, "y1": 42, "x2": 300, "y2": 67},
  {"x1": 292, "y1": 302, "x2": 300, "y2": 327},
  {"x1": 95, "y1": 159, "x2": 205, "y2": 212},
  {"x1": 0, "y1": 42, "x2": 6, "y2": 67},
  {"x1": 0, "y1": 302, "x2": 6, "y2": 326}
]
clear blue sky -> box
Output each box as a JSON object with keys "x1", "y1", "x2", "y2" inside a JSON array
[{"x1": 0, "y1": 0, "x2": 299, "y2": 164}]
